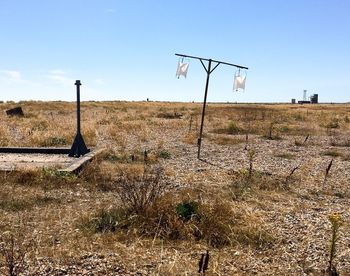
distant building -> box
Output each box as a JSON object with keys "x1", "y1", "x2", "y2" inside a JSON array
[
  {"x1": 298, "y1": 100, "x2": 311, "y2": 104},
  {"x1": 291, "y1": 98, "x2": 296, "y2": 104},
  {"x1": 310, "y1": 94, "x2": 318, "y2": 104},
  {"x1": 297, "y1": 94, "x2": 318, "y2": 104}
]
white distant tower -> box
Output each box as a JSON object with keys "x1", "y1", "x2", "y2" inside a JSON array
[{"x1": 303, "y1": 90, "x2": 307, "y2": 101}]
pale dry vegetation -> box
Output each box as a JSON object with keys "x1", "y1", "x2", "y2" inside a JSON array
[{"x1": 0, "y1": 101, "x2": 350, "y2": 274}]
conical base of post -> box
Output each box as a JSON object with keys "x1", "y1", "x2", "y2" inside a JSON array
[{"x1": 69, "y1": 133, "x2": 90, "y2": 157}]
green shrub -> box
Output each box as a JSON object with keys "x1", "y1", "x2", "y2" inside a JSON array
[
  {"x1": 227, "y1": 121, "x2": 241, "y2": 134},
  {"x1": 159, "y1": 150, "x2": 171, "y2": 159},
  {"x1": 176, "y1": 202, "x2": 199, "y2": 221},
  {"x1": 40, "y1": 168, "x2": 75, "y2": 179}
]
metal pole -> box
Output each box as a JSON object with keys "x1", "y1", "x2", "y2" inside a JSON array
[
  {"x1": 75, "y1": 80, "x2": 81, "y2": 135},
  {"x1": 197, "y1": 59, "x2": 212, "y2": 159},
  {"x1": 69, "y1": 80, "x2": 89, "y2": 157}
]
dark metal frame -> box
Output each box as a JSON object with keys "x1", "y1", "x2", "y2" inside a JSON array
[
  {"x1": 175, "y1": 53, "x2": 248, "y2": 159},
  {"x1": 68, "y1": 80, "x2": 90, "y2": 157}
]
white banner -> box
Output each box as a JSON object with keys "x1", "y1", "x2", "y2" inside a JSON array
[{"x1": 176, "y1": 62, "x2": 189, "y2": 78}]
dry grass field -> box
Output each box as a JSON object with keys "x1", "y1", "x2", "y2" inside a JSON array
[{"x1": 0, "y1": 101, "x2": 349, "y2": 275}]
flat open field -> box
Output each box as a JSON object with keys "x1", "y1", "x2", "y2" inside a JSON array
[{"x1": 0, "y1": 101, "x2": 349, "y2": 275}]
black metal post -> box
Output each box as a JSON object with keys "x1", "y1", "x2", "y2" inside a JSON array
[
  {"x1": 69, "y1": 80, "x2": 90, "y2": 157},
  {"x1": 197, "y1": 59, "x2": 212, "y2": 159},
  {"x1": 76, "y1": 80, "x2": 81, "y2": 135}
]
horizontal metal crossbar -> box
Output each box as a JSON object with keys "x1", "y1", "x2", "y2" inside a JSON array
[{"x1": 175, "y1": 53, "x2": 248, "y2": 70}]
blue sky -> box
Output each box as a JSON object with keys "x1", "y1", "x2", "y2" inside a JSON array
[{"x1": 0, "y1": 0, "x2": 349, "y2": 102}]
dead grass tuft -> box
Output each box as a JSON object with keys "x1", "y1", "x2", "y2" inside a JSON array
[
  {"x1": 0, "y1": 230, "x2": 34, "y2": 275},
  {"x1": 0, "y1": 168, "x2": 77, "y2": 190},
  {"x1": 182, "y1": 132, "x2": 198, "y2": 144},
  {"x1": 321, "y1": 150, "x2": 342, "y2": 158},
  {"x1": 115, "y1": 165, "x2": 170, "y2": 214},
  {"x1": 230, "y1": 169, "x2": 295, "y2": 200},
  {"x1": 80, "y1": 188, "x2": 274, "y2": 249},
  {"x1": 209, "y1": 135, "x2": 245, "y2": 146}
]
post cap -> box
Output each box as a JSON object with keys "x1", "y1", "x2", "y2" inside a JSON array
[{"x1": 75, "y1": 80, "x2": 81, "y2": 85}]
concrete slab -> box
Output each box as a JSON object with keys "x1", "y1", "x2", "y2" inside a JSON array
[{"x1": 0, "y1": 148, "x2": 101, "y2": 174}]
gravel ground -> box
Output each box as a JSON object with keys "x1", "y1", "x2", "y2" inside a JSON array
[{"x1": 1, "y1": 103, "x2": 350, "y2": 275}]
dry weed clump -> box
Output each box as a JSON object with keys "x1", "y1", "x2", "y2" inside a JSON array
[
  {"x1": 1, "y1": 170, "x2": 40, "y2": 186},
  {"x1": 325, "y1": 118, "x2": 340, "y2": 130},
  {"x1": 109, "y1": 129, "x2": 128, "y2": 151},
  {"x1": 80, "y1": 181, "x2": 274, "y2": 249},
  {"x1": 0, "y1": 125, "x2": 11, "y2": 146},
  {"x1": 40, "y1": 136, "x2": 68, "y2": 147},
  {"x1": 82, "y1": 126, "x2": 97, "y2": 146},
  {"x1": 79, "y1": 208, "x2": 131, "y2": 234},
  {"x1": 230, "y1": 169, "x2": 295, "y2": 200},
  {"x1": 261, "y1": 120, "x2": 283, "y2": 140},
  {"x1": 0, "y1": 192, "x2": 33, "y2": 212},
  {"x1": 80, "y1": 160, "x2": 115, "y2": 191},
  {"x1": 209, "y1": 135, "x2": 245, "y2": 146},
  {"x1": 274, "y1": 152, "x2": 295, "y2": 160},
  {"x1": 156, "y1": 111, "x2": 183, "y2": 119},
  {"x1": 115, "y1": 165, "x2": 170, "y2": 214},
  {"x1": 0, "y1": 231, "x2": 33, "y2": 275},
  {"x1": 0, "y1": 189, "x2": 58, "y2": 212},
  {"x1": 330, "y1": 137, "x2": 350, "y2": 147},
  {"x1": 81, "y1": 148, "x2": 161, "y2": 191},
  {"x1": 212, "y1": 121, "x2": 243, "y2": 135},
  {"x1": 321, "y1": 150, "x2": 342, "y2": 158},
  {"x1": 182, "y1": 132, "x2": 198, "y2": 144},
  {"x1": 0, "y1": 168, "x2": 77, "y2": 190},
  {"x1": 229, "y1": 148, "x2": 296, "y2": 199},
  {"x1": 327, "y1": 213, "x2": 343, "y2": 275}
]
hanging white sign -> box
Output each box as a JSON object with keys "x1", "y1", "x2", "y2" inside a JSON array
[
  {"x1": 233, "y1": 71, "x2": 246, "y2": 91},
  {"x1": 176, "y1": 62, "x2": 189, "y2": 78}
]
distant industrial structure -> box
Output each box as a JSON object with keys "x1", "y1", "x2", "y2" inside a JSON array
[
  {"x1": 292, "y1": 90, "x2": 318, "y2": 104},
  {"x1": 310, "y1": 94, "x2": 318, "y2": 104}
]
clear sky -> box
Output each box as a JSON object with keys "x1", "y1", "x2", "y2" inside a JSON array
[{"x1": 0, "y1": 0, "x2": 349, "y2": 103}]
